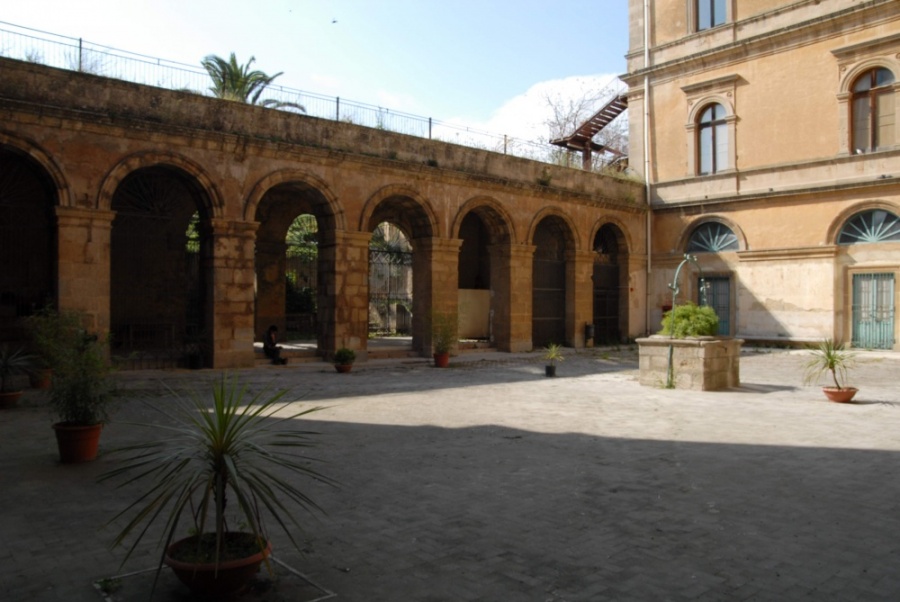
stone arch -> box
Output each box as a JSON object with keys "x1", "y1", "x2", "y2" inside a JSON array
[
  {"x1": 828, "y1": 200, "x2": 900, "y2": 245},
  {"x1": 250, "y1": 170, "x2": 346, "y2": 354},
  {"x1": 677, "y1": 215, "x2": 747, "y2": 253},
  {"x1": 451, "y1": 196, "x2": 515, "y2": 244},
  {"x1": 0, "y1": 135, "x2": 63, "y2": 329},
  {"x1": 687, "y1": 95, "x2": 735, "y2": 123},
  {"x1": 527, "y1": 207, "x2": 580, "y2": 251},
  {"x1": 589, "y1": 220, "x2": 632, "y2": 344},
  {"x1": 107, "y1": 153, "x2": 220, "y2": 366},
  {"x1": 588, "y1": 215, "x2": 634, "y2": 254},
  {"x1": 98, "y1": 151, "x2": 223, "y2": 217},
  {"x1": 244, "y1": 168, "x2": 346, "y2": 232},
  {"x1": 839, "y1": 59, "x2": 900, "y2": 95},
  {"x1": 0, "y1": 131, "x2": 72, "y2": 207},
  {"x1": 359, "y1": 184, "x2": 437, "y2": 240}
]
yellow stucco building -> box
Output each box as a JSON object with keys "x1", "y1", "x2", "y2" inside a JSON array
[{"x1": 623, "y1": 0, "x2": 900, "y2": 349}]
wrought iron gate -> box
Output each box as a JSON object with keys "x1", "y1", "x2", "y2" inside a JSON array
[
  {"x1": 369, "y1": 248, "x2": 413, "y2": 335},
  {"x1": 852, "y1": 273, "x2": 895, "y2": 349}
]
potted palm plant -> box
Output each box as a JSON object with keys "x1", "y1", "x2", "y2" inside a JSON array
[
  {"x1": 543, "y1": 343, "x2": 564, "y2": 377},
  {"x1": 0, "y1": 344, "x2": 37, "y2": 408},
  {"x1": 102, "y1": 376, "x2": 335, "y2": 598},
  {"x1": 333, "y1": 347, "x2": 356, "y2": 373},
  {"x1": 804, "y1": 338, "x2": 858, "y2": 402},
  {"x1": 431, "y1": 311, "x2": 457, "y2": 368},
  {"x1": 27, "y1": 308, "x2": 115, "y2": 462}
]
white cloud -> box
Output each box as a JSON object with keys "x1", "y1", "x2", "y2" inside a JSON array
[{"x1": 448, "y1": 74, "x2": 625, "y2": 144}]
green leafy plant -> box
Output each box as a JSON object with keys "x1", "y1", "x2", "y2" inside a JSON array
[
  {"x1": 0, "y1": 345, "x2": 36, "y2": 392},
  {"x1": 430, "y1": 311, "x2": 458, "y2": 355},
  {"x1": 102, "y1": 375, "x2": 335, "y2": 592},
  {"x1": 543, "y1": 343, "x2": 565, "y2": 367},
  {"x1": 333, "y1": 347, "x2": 356, "y2": 365},
  {"x1": 659, "y1": 302, "x2": 719, "y2": 338},
  {"x1": 27, "y1": 308, "x2": 114, "y2": 424},
  {"x1": 804, "y1": 338, "x2": 856, "y2": 390}
]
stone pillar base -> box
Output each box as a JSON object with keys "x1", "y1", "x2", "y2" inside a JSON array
[{"x1": 637, "y1": 335, "x2": 743, "y2": 391}]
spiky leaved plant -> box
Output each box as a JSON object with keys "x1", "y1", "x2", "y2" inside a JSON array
[
  {"x1": 101, "y1": 375, "x2": 336, "y2": 594},
  {"x1": 804, "y1": 338, "x2": 857, "y2": 390}
]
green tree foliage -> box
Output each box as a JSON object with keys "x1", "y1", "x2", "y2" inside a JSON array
[
  {"x1": 659, "y1": 302, "x2": 719, "y2": 338},
  {"x1": 201, "y1": 52, "x2": 305, "y2": 111}
]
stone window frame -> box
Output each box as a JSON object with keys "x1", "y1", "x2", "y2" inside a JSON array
[
  {"x1": 682, "y1": 75, "x2": 739, "y2": 177},
  {"x1": 677, "y1": 215, "x2": 747, "y2": 254},
  {"x1": 832, "y1": 35, "x2": 900, "y2": 156},
  {"x1": 687, "y1": 0, "x2": 732, "y2": 34}
]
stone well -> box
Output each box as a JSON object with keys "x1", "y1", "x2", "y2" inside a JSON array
[{"x1": 636, "y1": 335, "x2": 744, "y2": 391}]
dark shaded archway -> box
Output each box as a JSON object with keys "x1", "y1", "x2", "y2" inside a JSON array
[
  {"x1": 456, "y1": 203, "x2": 512, "y2": 345},
  {"x1": 110, "y1": 166, "x2": 213, "y2": 367},
  {"x1": 592, "y1": 223, "x2": 630, "y2": 343},
  {"x1": 0, "y1": 147, "x2": 57, "y2": 341},
  {"x1": 531, "y1": 215, "x2": 574, "y2": 348}
]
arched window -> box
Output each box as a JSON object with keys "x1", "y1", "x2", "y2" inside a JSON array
[
  {"x1": 696, "y1": 0, "x2": 726, "y2": 31},
  {"x1": 687, "y1": 221, "x2": 739, "y2": 252},
  {"x1": 851, "y1": 68, "x2": 895, "y2": 153},
  {"x1": 838, "y1": 209, "x2": 900, "y2": 245},
  {"x1": 698, "y1": 103, "x2": 728, "y2": 175}
]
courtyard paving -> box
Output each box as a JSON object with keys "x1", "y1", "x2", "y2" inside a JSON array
[{"x1": 1, "y1": 346, "x2": 899, "y2": 601}]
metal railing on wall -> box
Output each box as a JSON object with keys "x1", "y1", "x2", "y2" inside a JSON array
[{"x1": 0, "y1": 20, "x2": 585, "y2": 166}]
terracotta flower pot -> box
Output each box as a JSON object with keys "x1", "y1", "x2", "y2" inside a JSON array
[
  {"x1": 822, "y1": 387, "x2": 858, "y2": 403},
  {"x1": 335, "y1": 364, "x2": 352, "y2": 373},
  {"x1": 0, "y1": 390, "x2": 23, "y2": 409},
  {"x1": 433, "y1": 352, "x2": 450, "y2": 368},
  {"x1": 165, "y1": 533, "x2": 271, "y2": 598},
  {"x1": 30, "y1": 368, "x2": 52, "y2": 390},
  {"x1": 53, "y1": 422, "x2": 103, "y2": 463}
]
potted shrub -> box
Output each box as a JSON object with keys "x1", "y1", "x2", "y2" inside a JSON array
[
  {"x1": 431, "y1": 311, "x2": 457, "y2": 368},
  {"x1": 804, "y1": 338, "x2": 858, "y2": 402},
  {"x1": 0, "y1": 344, "x2": 37, "y2": 408},
  {"x1": 102, "y1": 376, "x2": 335, "y2": 598},
  {"x1": 543, "y1": 343, "x2": 564, "y2": 377},
  {"x1": 27, "y1": 308, "x2": 115, "y2": 462},
  {"x1": 659, "y1": 302, "x2": 719, "y2": 338},
  {"x1": 333, "y1": 347, "x2": 356, "y2": 373}
]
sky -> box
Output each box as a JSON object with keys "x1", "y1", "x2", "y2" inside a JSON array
[{"x1": 1, "y1": 1, "x2": 630, "y2": 143}]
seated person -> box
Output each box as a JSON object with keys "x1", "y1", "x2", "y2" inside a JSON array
[{"x1": 263, "y1": 324, "x2": 287, "y2": 365}]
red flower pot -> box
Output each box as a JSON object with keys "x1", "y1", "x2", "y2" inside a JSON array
[
  {"x1": 165, "y1": 533, "x2": 271, "y2": 598},
  {"x1": 0, "y1": 390, "x2": 23, "y2": 409},
  {"x1": 822, "y1": 387, "x2": 858, "y2": 403},
  {"x1": 335, "y1": 364, "x2": 352, "y2": 373},
  {"x1": 53, "y1": 422, "x2": 103, "y2": 463},
  {"x1": 433, "y1": 352, "x2": 450, "y2": 368}
]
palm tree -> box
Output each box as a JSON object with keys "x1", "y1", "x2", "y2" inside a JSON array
[{"x1": 201, "y1": 52, "x2": 304, "y2": 111}]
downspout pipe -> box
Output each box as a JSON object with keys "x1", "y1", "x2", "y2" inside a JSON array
[{"x1": 643, "y1": 0, "x2": 652, "y2": 336}]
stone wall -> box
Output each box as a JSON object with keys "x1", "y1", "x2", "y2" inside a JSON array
[{"x1": 637, "y1": 336, "x2": 743, "y2": 391}]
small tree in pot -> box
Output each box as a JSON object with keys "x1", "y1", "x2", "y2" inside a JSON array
[
  {"x1": 101, "y1": 376, "x2": 336, "y2": 598},
  {"x1": 543, "y1": 343, "x2": 564, "y2": 377},
  {"x1": 804, "y1": 338, "x2": 858, "y2": 402},
  {"x1": 333, "y1": 347, "x2": 356, "y2": 373},
  {"x1": 27, "y1": 308, "x2": 115, "y2": 462},
  {"x1": 430, "y1": 311, "x2": 457, "y2": 368}
]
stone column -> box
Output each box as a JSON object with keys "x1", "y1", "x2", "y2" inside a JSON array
[
  {"x1": 56, "y1": 207, "x2": 115, "y2": 334},
  {"x1": 412, "y1": 237, "x2": 462, "y2": 355},
  {"x1": 567, "y1": 249, "x2": 595, "y2": 348},
  {"x1": 208, "y1": 219, "x2": 258, "y2": 369},
  {"x1": 488, "y1": 243, "x2": 532, "y2": 352},
  {"x1": 320, "y1": 231, "x2": 371, "y2": 360},
  {"x1": 627, "y1": 253, "x2": 649, "y2": 338},
  {"x1": 254, "y1": 239, "x2": 287, "y2": 337}
]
